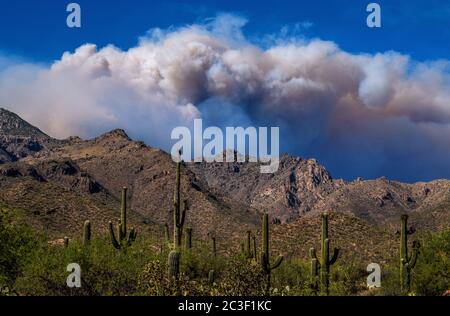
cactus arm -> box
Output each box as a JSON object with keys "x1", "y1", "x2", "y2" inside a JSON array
[
  {"x1": 270, "y1": 255, "x2": 284, "y2": 270},
  {"x1": 309, "y1": 247, "x2": 318, "y2": 260},
  {"x1": 310, "y1": 255, "x2": 319, "y2": 294},
  {"x1": 309, "y1": 247, "x2": 321, "y2": 268},
  {"x1": 127, "y1": 228, "x2": 137, "y2": 246},
  {"x1": 164, "y1": 223, "x2": 170, "y2": 244},
  {"x1": 311, "y1": 258, "x2": 318, "y2": 276},
  {"x1": 109, "y1": 221, "x2": 121, "y2": 250},
  {"x1": 329, "y1": 247, "x2": 340, "y2": 265},
  {"x1": 408, "y1": 240, "x2": 421, "y2": 269}
]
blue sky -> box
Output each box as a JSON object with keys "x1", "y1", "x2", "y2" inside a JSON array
[
  {"x1": 1, "y1": 1, "x2": 450, "y2": 182},
  {"x1": 1, "y1": 0, "x2": 449, "y2": 62}
]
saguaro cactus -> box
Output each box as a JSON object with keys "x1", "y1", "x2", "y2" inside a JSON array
[
  {"x1": 211, "y1": 237, "x2": 217, "y2": 258},
  {"x1": 242, "y1": 231, "x2": 253, "y2": 259},
  {"x1": 252, "y1": 235, "x2": 257, "y2": 261},
  {"x1": 64, "y1": 236, "x2": 70, "y2": 248},
  {"x1": 185, "y1": 228, "x2": 193, "y2": 249},
  {"x1": 310, "y1": 212, "x2": 339, "y2": 295},
  {"x1": 168, "y1": 250, "x2": 180, "y2": 280},
  {"x1": 400, "y1": 214, "x2": 421, "y2": 293},
  {"x1": 164, "y1": 223, "x2": 170, "y2": 245},
  {"x1": 260, "y1": 213, "x2": 283, "y2": 293},
  {"x1": 173, "y1": 153, "x2": 187, "y2": 248},
  {"x1": 208, "y1": 270, "x2": 215, "y2": 285},
  {"x1": 109, "y1": 187, "x2": 137, "y2": 250},
  {"x1": 83, "y1": 220, "x2": 91, "y2": 246},
  {"x1": 309, "y1": 248, "x2": 319, "y2": 294}
]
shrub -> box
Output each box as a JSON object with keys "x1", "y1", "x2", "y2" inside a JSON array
[
  {"x1": 0, "y1": 208, "x2": 39, "y2": 293},
  {"x1": 412, "y1": 230, "x2": 450, "y2": 296},
  {"x1": 14, "y1": 237, "x2": 158, "y2": 296},
  {"x1": 214, "y1": 257, "x2": 266, "y2": 296}
]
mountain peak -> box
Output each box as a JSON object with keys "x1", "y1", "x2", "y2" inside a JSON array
[
  {"x1": 96, "y1": 128, "x2": 130, "y2": 141},
  {"x1": 0, "y1": 107, "x2": 50, "y2": 140}
]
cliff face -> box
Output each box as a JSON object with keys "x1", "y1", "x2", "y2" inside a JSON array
[{"x1": 189, "y1": 155, "x2": 342, "y2": 223}]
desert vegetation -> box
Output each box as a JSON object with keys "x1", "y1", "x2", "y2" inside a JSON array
[{"x1": 0, "y1": 159, "x2": 449, "y2": 297}]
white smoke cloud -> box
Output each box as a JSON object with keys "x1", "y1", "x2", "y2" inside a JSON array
[{"x1": 0, "y1": 14, "x2": 449, "y2": 181}]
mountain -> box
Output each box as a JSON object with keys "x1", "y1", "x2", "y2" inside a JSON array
[{"x1": 0, "y1": 107, "x2": 448, "y2": 261}]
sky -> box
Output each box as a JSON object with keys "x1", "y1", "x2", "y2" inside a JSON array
[{"x1": 0, "y1": 0, "x2": 449, "y2": 182}]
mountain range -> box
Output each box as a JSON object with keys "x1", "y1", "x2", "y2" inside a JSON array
[{"x1": 0, "y1": 107, "x2": 448, "y2": 262}]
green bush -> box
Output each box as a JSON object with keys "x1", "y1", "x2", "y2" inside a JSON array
[
  {"x1": 412, "y1": 230, "x2": 450, "y2": 296},
  {"x1": 328, "y1": 263, "x2": 367, "y2": 296},
  {"x1": 0, "y1": 208, "x2": 39, "y2": 293},
  {"x1": 270, "y1": 258, "x2": 313, "y2": 296},
  {"x1": 14, "y1": 237, "x2": 159, "y2": 296},
  {"x1": 214, "y1": 257, "x2": 266, "y2": 296}
]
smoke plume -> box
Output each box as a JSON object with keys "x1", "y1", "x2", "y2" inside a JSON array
[{"x1": 1, "y1": 14, "x2": 449, "y2": 181}]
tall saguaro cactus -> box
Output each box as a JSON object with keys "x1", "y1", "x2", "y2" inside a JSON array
[
  {"x1": 109, "y1": 187, "x2": 137, "y2": 250},
  {"x1": 83, "y1": 220, "x2": 91, "y2": 246},
  {"x1": 260, "y1": 213, "x2": 283, "y2": 293},
  {"x1": 400, "y1": 214, "x2": 421, "y2": 293},
  {"x1": 310, "y1": 212, "x2": 339, "y2": 295},
  {"x1": 173, "y1": 153, "x2": 187, "y2": 248}
]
